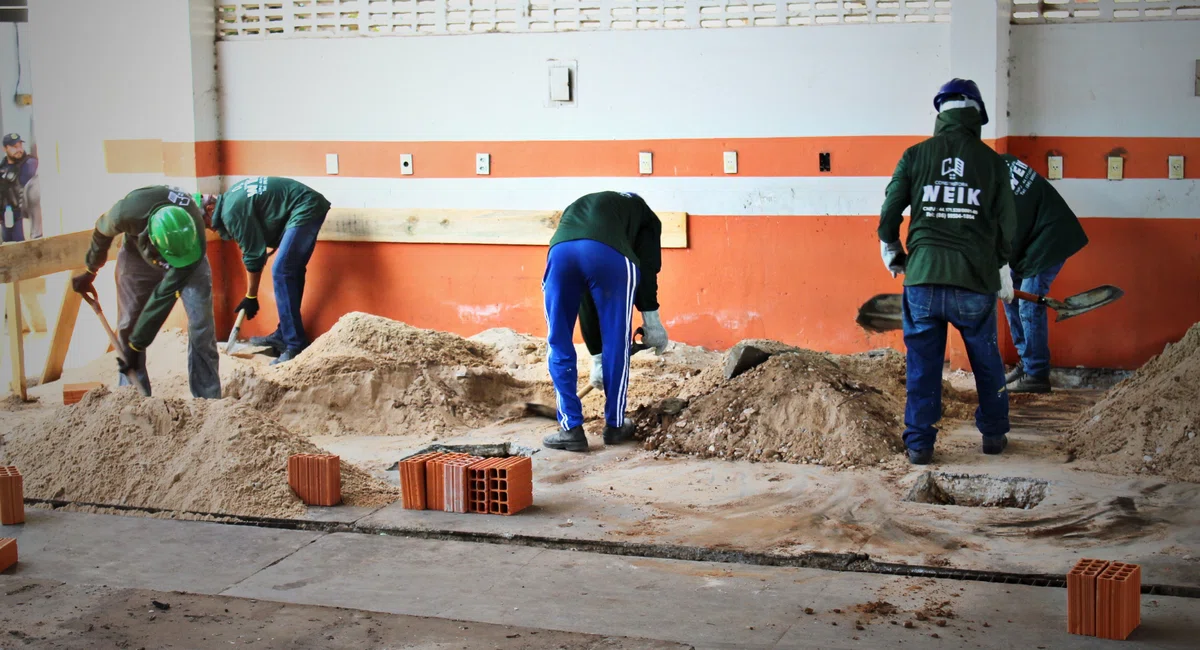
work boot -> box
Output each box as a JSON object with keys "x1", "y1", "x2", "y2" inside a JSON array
[
  {"x1": 1008, "y1": 374, "x2": 1051, "y2": 394},
  {"x1": 603, "y1": 422, "x2": 636, "y2": 446},
  {"x1": 907, "y1": 448, "x2": 934, "y2": 465},
  {"x1": 982, "y1": 435, "x2": 1009, "y2": 455},
  {"x1": 249, "y1": 331, "x2": 286, "y2": 355},
  {"x1": 1004, "y1": 363, "x2": 1025, "y2": 385},
  {"x1": 270, "y1": 349, "x2": 298, "y2": 366},
  {"x1": 543, "y1": 425, "x2": 589, "y2": 452}
]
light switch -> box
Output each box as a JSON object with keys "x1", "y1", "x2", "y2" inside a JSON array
[
  {"x1": 1107, "y1": 156, "x2": 1123, "y2": 181},
  {"x1": 639, "y1": 152, "x2": 653, "y2": 175},
  {"x1": 400, "y1": 153, "x2": 413, "y2": 175},
  {"x1": 476, "y1": 153, "x2": 490, "y2": 175},
  {"x1": 549, "y1": 66, "x2": 571, "y2": 102},
  {"x1": 723, "y1": 151, "x2": 738, "y2": 174},
  {"x1": 1047, "y1": 155, "x2": 1063, "y2": 180},
  {"x1": 1168, "y1": 155, "x2": 1184, "y2": 180},
  {"x1": 325, "y1": 153, "x2": 339, "y2": 175}
]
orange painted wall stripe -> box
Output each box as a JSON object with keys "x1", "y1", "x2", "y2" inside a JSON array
[
  {"x1": 215, "y1": 135, "x2": 1199, "y2": 179},
  {"x1": 221, "y1": 215, "x2": 1200, "y2": 370}
]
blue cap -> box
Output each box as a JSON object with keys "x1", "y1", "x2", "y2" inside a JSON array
[{"x1": 2, "y1": 133, "x2": 23, "y2": 147}]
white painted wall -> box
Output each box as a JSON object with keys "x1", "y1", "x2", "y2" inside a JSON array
[
  {"x1": 218, "y1": 24, "x2": 950, "y2": 142},
  {"x1": 0, "y1": 22, "x2": 34, "y2": 142},
  {"x1": 1010, "y1": 21, "x2": 1200, "y2": 137}
]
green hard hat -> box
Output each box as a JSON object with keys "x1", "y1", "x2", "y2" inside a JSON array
[{"x1": 148, "y1": 205, "x2": 203, "y2": 268}]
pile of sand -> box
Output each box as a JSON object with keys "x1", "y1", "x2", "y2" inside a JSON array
[
  {"x1": 1065, "y1": 322, "x2": 1200, "y2": 483},
  {"x1": 226, "y1": 313, "x2": 550, "y2": 437},
  {"x1": 0, "y1": 386, "x2": 398, "y2": 518},
  {"x1": 639, "y1": 350, "x2": 905, "y2": 467},
  {"x1": 469, "y1": 328, "x2": 548, "y2": 382}
]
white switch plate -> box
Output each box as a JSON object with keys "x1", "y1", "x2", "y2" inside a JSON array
[
  {"x1": 476, "y1": 153, "x2": 490, "y2": 175},
  {"x1": 639, "y1": 152, "x2": 653, "y2": 175},
  {"x1": 1047, "y1": 155, "x2": 1063, "y2": 180},
  {"x1": 400, "y1": 153, "x2": 413, "y2": 175},
  {"x1": 549, "y1": 66, "x2": 571, "y2": 102},
  {"x1": 325, "y1": 153, "x2": 339, "y2": 175},
  {"x1": 723, "y1": 151, "x2": 738, "y2": 174},
  {"x1": 1168, "y1": 155, "x2": 1185, "y2": 180},
  {"x1": 1107, "y1": 156, "x2": 1124, "y2": 181}
]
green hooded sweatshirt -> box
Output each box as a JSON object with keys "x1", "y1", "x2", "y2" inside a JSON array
[
  {"x1": 212, "y1": 177, "x2": 330, "y2": 273},
  {"x1": 84, "y1": 186, "x2": 207, "y2": 350},
  {"x1": 548, "y1": 191, "x2": 663, "y2": 355},
  {"x1": 1001, "y1": 154, "x2": 1089, "y2": 277},
  {"x1": 878, "y1": 108, "x2": 1017, "y2": 295}
]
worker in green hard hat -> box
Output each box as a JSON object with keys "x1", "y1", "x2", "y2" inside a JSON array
[{"x1": 71, "y1": 186, "x2": 220, "y2": 398}]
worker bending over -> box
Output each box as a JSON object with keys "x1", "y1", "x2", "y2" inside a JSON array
[
  {"x1": 542, "y1": 191, "x2": 668, "y2": 452},
  {"x1": 1000, "y1": 154, "x2": 1089, "y2": 394},
  {"x1": 878, "y1": 79, "x2": 1017, "y2": 465},
  {"x1": 210, "y1": 177, "x2": 330, "y2": 365},
  {"x1": 72, "y1": 187, "x2": 219, "y2": 398}
]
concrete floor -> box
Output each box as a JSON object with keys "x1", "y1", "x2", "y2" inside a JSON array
[{"x1": 2, "y1": 509, "x2": 1197, "y2": 649}]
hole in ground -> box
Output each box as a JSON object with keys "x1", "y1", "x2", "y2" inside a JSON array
[{"x1": 905, "y1": 472, "x2": 1048, "y2": 509}]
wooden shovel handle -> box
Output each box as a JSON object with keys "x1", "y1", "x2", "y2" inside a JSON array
[{"x1": 1013, "y1": 290, "x2": 1047, "y2": 305}]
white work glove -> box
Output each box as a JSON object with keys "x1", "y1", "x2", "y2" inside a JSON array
[
  {"x1": 998, "y1": 264, "x2": 1015, "y2": 303},
  {"x1": 880, "y1": 240, "x2": 907, "y2": 278},
  {"x1": 641, "y1": 310, "x2": 669, "y2": 355},
  {"x1": 588, "y1": 353, "x2": 604, "y2": 390}
]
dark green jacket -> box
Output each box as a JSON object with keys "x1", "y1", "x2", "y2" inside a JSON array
[
  {"x1": 549, "y1": 191, "x2": 663, "y2": 355},
  {"x1": 212, "y1": 177, "x2": 330, "y2": 273},
  {"x1": 85, "y1": 186, "x2": 206, "y2": 350},
  {"x1": 878, "y1": 109, "x2": 1017, "y2": 295},
  {"x1": 1001, "y1": 154, "x2": 1089, "y2": 277}
]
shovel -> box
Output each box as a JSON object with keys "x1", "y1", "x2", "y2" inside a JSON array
[
  {"x1": 856, "y1": 285, "x2": 1126, "y2": 334},
  {"x1": 81, "y1": 293, "x2": 152, "y2": 396},
  {"x1": 524, "y1": 327, "x2": 651, "y2": 420}
]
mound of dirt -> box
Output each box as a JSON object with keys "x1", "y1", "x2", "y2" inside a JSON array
[
  {"x1": 0, "y1": 387, "x2": 397, "y2": 518},
  {"x1": 469, "y1": 328, "x2": 548, "y2": 381},
  {"x1": 639, "y1": 350, "x2": 905, "y2": 467},
  {"x1": 226, "y1": 313, "x2": 550, "y2": 437},
  {"x1": 1065, "y1": 322, "x2": 1200, "y2": 483}
]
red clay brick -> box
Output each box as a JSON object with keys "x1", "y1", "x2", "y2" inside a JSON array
[
  {"x1": 1097, "y1": 562, "x2": 1141, "y2": 641},
  {"x1": 1067, "y1": 558, "x2": 1108, "y2": 636},
  {"x1": 0, "y1": 538, "x2": 16, "y2": 573},
  {"x1": 425, "y1": 453, "x2": 470, "y2": 512},
  {"x1": 62, "y1": 381, "x2": 105, "y2": 405},
  {"x1": 467, "y1": 458, "x2": 504, "y2": 514},
  {"x1": 0, "y1": 466, "x2": 24, "y2": 526},
  {"x1": 399, "y1": 452, "x2": 446, "y2": 510},
  {"x1": 442, "y1": 456, "x2": 484, "y2": 514},
  {"x1": 287, "y1": 454, "x2": 341, "y2": 507},
  {"x1": 488, "y1": 456, "x2": 533, "y2": 516}
]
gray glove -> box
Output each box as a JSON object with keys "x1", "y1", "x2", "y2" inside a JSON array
[
  {"x1": 641, "y1": 310, "x2": 668, "y2": 354},
  {"x1": 998, "y1": 264, "x2": 1015, "y2": 303},
  {"x1": 880, "y1": 240, "x2": 907, "y2": 278},
  {"x1": 589, "y1": 353, "x2": 604, "y2": 390}
]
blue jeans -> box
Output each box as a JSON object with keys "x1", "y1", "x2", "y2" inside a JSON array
[
  {"x1": 902, "y1": 285, "x2": 1010, "y2": 451},
  {"x1": 273, "y1": 213, "x2": 327, "y2": 354},
  {"x1": 1003, "y1": 262, "x2": 1064, "y2": 379},
  {"x1": 543, "y1": 239, "x2": 640, "y2": 430}
]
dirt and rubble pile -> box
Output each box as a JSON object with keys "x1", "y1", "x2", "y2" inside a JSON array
[
  {"x1": 639, "y1": 349, "x2": 906, "y2": 467},
  {"x1": 0, "y1": 387, "x2": 397, "y2": 518},
  {"x1": 1065, "y1": 322, "x2": 1200, "y2": 483},
  {"x1": 225, "y1": 313, "x2": 550, "y2": 437}
]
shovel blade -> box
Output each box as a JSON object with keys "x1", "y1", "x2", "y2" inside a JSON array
[
  {"x1": 856, "y1": 294, "x2": 904, "y2": 333},
  {"x1": 1053, "y1": 285, "x2": 1125, "y2": 322}
]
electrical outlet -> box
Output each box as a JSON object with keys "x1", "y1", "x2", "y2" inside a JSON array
[
  {"x1": 1047, "y1": 155, "x2": 1063, "y2": 180},
  {"x1": 476, "y1": 153, "x2": 490, "y2": 175},
  {"x1": 1168, "y1": 155, "x2": 1184, "y2": 180},
  {"x1": 1107, "y1": 156, "x2": 1124, "y2": 181},
  {"x1": 400, "y1": 154, "x2": 413, "y2": 175},
  {"x1": 723, "y1": 151, "x2": 737, "y2": 174},
  {"x1": 639, "y1": 152, "x2": 653, "y2": 175},
  {"x1": 325, "y1": 153, "x2": 339, "y2": 175}
]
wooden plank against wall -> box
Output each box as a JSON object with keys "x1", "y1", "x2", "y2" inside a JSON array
[
  {"x1": 40, "y1": 274, "x2": 84, "y2": 384},
  {"x1": 317, "y1": 208, "x2": 689, "y2": 249},
  {"x1": 0, "y1": 230, "x2": 96, "y2": 284}
]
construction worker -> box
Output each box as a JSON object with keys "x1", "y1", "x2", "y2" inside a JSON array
[
  {"x1": 541, "y1": 191, "x2": 668, "y2": 452},
  {"x1": 1, "y1": 133, "x2": 38, "y2": 242},
  {"x1": 210, "y1": 177, "x2": 330, "y2": 365},
  {"x1": 1000, "y1": 154, "x2": 1089, "y2": 393},
  {"x1": 877, "y1": 79, "x2": 1017, "y2": 465},
  {"x1": 71, "y1": 187, "x2": 219, "y2": 398}
]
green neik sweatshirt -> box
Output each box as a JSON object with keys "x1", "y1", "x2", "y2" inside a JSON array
[
  {"x1": 212, "y1": 177, "x2": 330, "y2": 273},
  {"x1": 1001, "y1": 154, "x2": 1089, "y2": 277}
]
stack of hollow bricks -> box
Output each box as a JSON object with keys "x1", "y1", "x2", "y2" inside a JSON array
[
  {"x1": 399, "y1": 453, "x2": 532, "y2": 515},
  {"x1": 1, "y1": 466, "x2": 23, "y2": 573},
  {"x1": 1067, "y1": 558, "x2": 1141, "y2": 640},
  {"x1": 287, "y1": 454, "x2": 342, "y2": 506}
]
